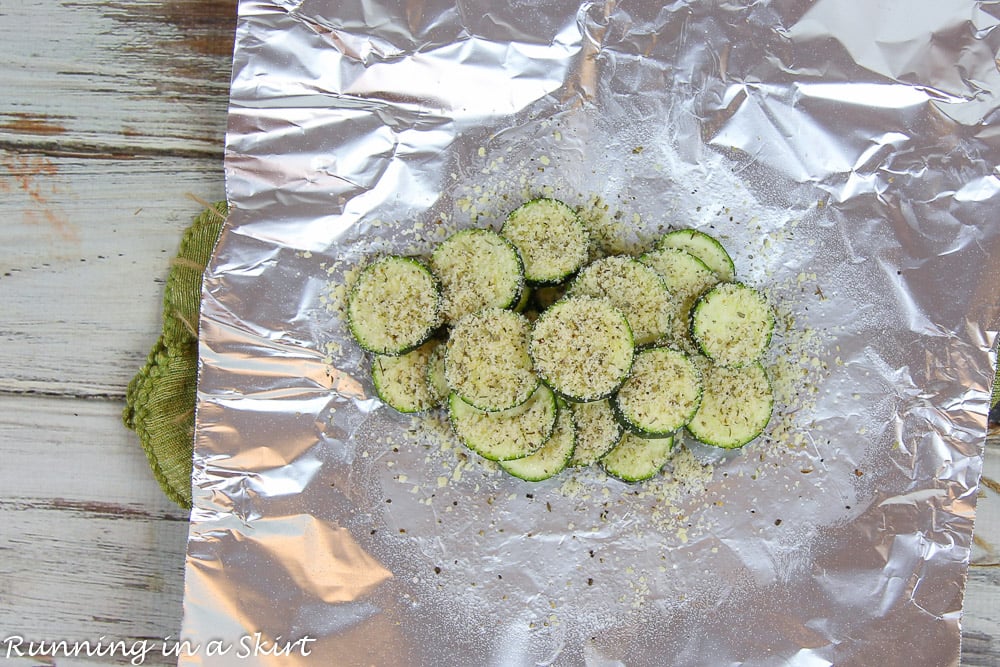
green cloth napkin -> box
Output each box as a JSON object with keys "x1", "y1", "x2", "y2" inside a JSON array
[{"x1": 123, "y1": 201, "x2": 227, "y2": 509}]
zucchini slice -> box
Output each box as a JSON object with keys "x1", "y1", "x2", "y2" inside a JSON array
[
  {"x1": 513, "y1": 285, "x2": 533, "y2": 313},
  {"x1": 612, "y1": 347, "x2": 702, "y2": 437},
  {"x1": 638, "y1": 247, "x2": 719, "y2": 350},
  {"x1": 691, "y1": 282, "x2": 774, "y2": 367},
  {"x1": 449, "y1": 384, "x2": 558, "y2": 461},
  {"x1": 530, "y1": 296, "x2": 634, "y2": 402},
  {"x1": 371, "y1": 340, "x2": 443, "y2": 413},
  {"x1": 568, "y1": 399, "x2": 624, "y2": 467},
  {"x1": 430, "y1": 229, "x2": 525, "y2": 323},
  {"x1": 568, "y1": 256, "x2": 673, "y2": 347},
  {"x1": 500, "y1": 402, "x2": 576, "y2": 481},
  {"x1": 656, "y1": 229, "x2": 735, "y2": 282},
  {"x1": 347, "y1": 255, "x2": 441, "y2": 355},
  {"x1": 445, "y1": 308, "x2": 538, "y2": 411},
  {"x1": 502, "y1": 198, "x2": 590, "y2": 285},
  {"x1": 601, "y1": 431, "x2": 674, "y2": 483},
  {"x1": 687, "y1": 362, "x2": 773, "y2": 449}
]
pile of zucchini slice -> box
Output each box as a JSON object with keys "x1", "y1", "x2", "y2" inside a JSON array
[{"x1": 347, "y1": 198, "x2": 775, "y2": 483}]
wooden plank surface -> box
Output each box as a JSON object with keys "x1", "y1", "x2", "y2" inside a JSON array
[
  {"x1": 1, "y1": 150, "x2": 225, "y2": 396},
  {"x1": 1, "y1": 0, "x2": 235, "y2": 156},
  {"x1": 1, "y1": 0, "x2": 231, "y2": 664},
  {"x1": 1, "y1": 0, "x2": 998, "y2": 665},
  {"x1": 0, "y1": 397, "x2": 189, "y2": 666}
]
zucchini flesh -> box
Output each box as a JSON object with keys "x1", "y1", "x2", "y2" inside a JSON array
[
  {"x1": 502, "y1": 198, "x2": 589, "y2": 284},
  {"x1": 448, "y1": 385, "x2": 557, "y2": 461},
  {"x1": 371, "y1": 340, "x2": 443, "y2": 413},
  {"x1": 500, "y1": 402, "x2": 576, "y2": 481},
  {"x1": 601, "y1": 432, "x2": 674, "y2": 483},
  {"x1": 445, "y1": 308, "x2": 538, "y2": 411},
  {"x1": 431, "y1": 229, "x2": 524, "y2": 323},
  {"x1": 656, "y1": 229, "x2": 735, "y2": 282},
  {"x1": 568, "y1": 399, "x2": 623, "y2": 467},
  {"x1": 691, "y1": 282, "x2": 774, "y2": 367},
  {"x1": 612, "y1": 347, "x2": 702, "y2": 437},
  {"x1": 513, "y1": 285, "x2": 533, "y2": 313},
  {"x1": 568, "y1": 256, "x2": 673, "y2": 347},
  {"x1": 687, "y1": 362, "x2": 773, "y2": 449},
  {"x1": 638, "y1": 247, "x2": 719, "y2": 351},
  {"x1": 530, "y1": 296, "x2": 634, "y2": 402},
  {"x1": 347, "y1": 256, "x2": 441, "y2": 355}
]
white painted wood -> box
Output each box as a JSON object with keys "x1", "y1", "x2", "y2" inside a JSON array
[
  {"x1": 0, "y1": 397, "x2": 189, "y2": 666},
  {"x1": 0, "y1": 0, "x2": 230, "y2": 662},
  {"x1": 973, "y1": 434, "x2": 1000, "y2": 567},
  {"x1": 1, "y1": 150, "x2": 225, "y2": 397},
  {"x1": 0, "y1": 0, "x2": 997, "y2": 663},
  {"x1": 965, "y1": 435, "x2": 1000, "y2": 665},
  {"x1": 0, "y1": 0, "x2": 235, "y2": 155}
]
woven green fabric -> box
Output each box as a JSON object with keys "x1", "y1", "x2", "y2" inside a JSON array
[
  {"x1": 994, "y1": 368, "x2": 1000, "y2": 410},
  {"x1": 163, "y1": 203, "x2": 229, "y2": 348},
  {"x1": 123, "y1": 201, "x2": 227, "y2": 509}
]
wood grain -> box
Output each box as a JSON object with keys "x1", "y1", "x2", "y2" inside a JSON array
[
  {"x1": 0, "y1": 397, "x2": 189, "y2": 666},
  {"x1": 1, "y1": 0, "x2": 232, "y2": 663},
  {"x1": 1, "y1": 150, "x2": 225, "y2": 397},
  {"x1": 1, "y1": 0, "x2": 235, "y2": 155}
]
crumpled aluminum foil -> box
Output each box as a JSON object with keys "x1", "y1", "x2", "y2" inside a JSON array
[{"x1": 181, "y1": 1, "x2": 1000, "y2": 665}]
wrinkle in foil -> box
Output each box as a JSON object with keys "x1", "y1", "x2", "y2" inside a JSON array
[{"x1": 183, "y1": 1, "x2": 1000, "y2": 665}]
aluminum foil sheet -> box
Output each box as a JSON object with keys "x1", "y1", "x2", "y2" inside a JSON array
[{"x1": 182, "y1": 1, "x2": 1000, "y2": 665}]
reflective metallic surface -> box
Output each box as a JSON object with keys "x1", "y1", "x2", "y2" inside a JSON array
[{"x1": 182, "y1": 1, "x2": 1000, "y2": 664}]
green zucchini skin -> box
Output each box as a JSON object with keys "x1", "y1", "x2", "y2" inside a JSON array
[
  {"x1": 568, "y1": 400, "x2": 624, "y2": 467},
  {"x1": 346, "y1": 205, "x2": 777, "y2": 482},
  {"x1": 347, "y1": 255, "x2": 442, "y2": 356},
  {"x1": 529, "y1": 296, "x2": 635, "y2": 403},
  {"x1": 611, "y1": 347, "x2": 702, "y2": 438},
  {"x1": 656, "y1": 229, "x2": 735, "y2": 282},
  {"x1": 499, "y1": 402, "x2": 576, "y2": 481},
  {"x1": 567, "y1": 256, "x2": 673, "y2": 348},
  {"x1": 445, "y1": 308, "x2": 538, "y2": 412},
  {"x1": 532, "y1": 283, "x2": 567, "y2": 311},
  {"x1": 686, "y1": 362, "x2": 773, "y2": 449},
  {"x1": 430, "y1": 228, "x2": 525, "y2": 324},
  {"x1": 371, "y1": 340, "x2": 443, "y2": 413},
  {"x1": 637, "y1": 247, "x2": 719, "y2": 351},
  {"x1": 448, "y1": 385, "x2": 558, "y2": 461},
  {"x1": 502, "y1": 198, "x2": 590, "y2": 285},
  {"x1": 601, "y1": 431, "x2": 675, "y2": 483},
  {"x1": 690, "y1": 282, "x2": 774, "y2": 368},
  {"x1": 425, "y1": 340, "x2": 449, "y2": 406}
]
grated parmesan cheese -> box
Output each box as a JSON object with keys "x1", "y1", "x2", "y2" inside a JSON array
[
  {"x1": 530, "y1": 296, "x2": 634, "y2": 402},
  {"x1": 613, "y1": 348, "x2": 702, "y2": 435},
  {"x1": 347, "y1": 256, "x2": 441, "y2": 355},
  {"x1": 691, "y1": 282, "x2": 774, "y2": 367},
  {"x1": 431, "y1": 229, "x2": 524, "y2": 323},
  {"x1": 568, "y1": 256, "x2": 673, "y2": 347},
  {"x1": 568, "y1": 400, "x2": 624, "y2": 466},
  {"x1": 445, "y1": 308, "x2": 537, "y2": 411},
  {"x1": 502, "y1": 198, "x2": 589, "y2": 284}
]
